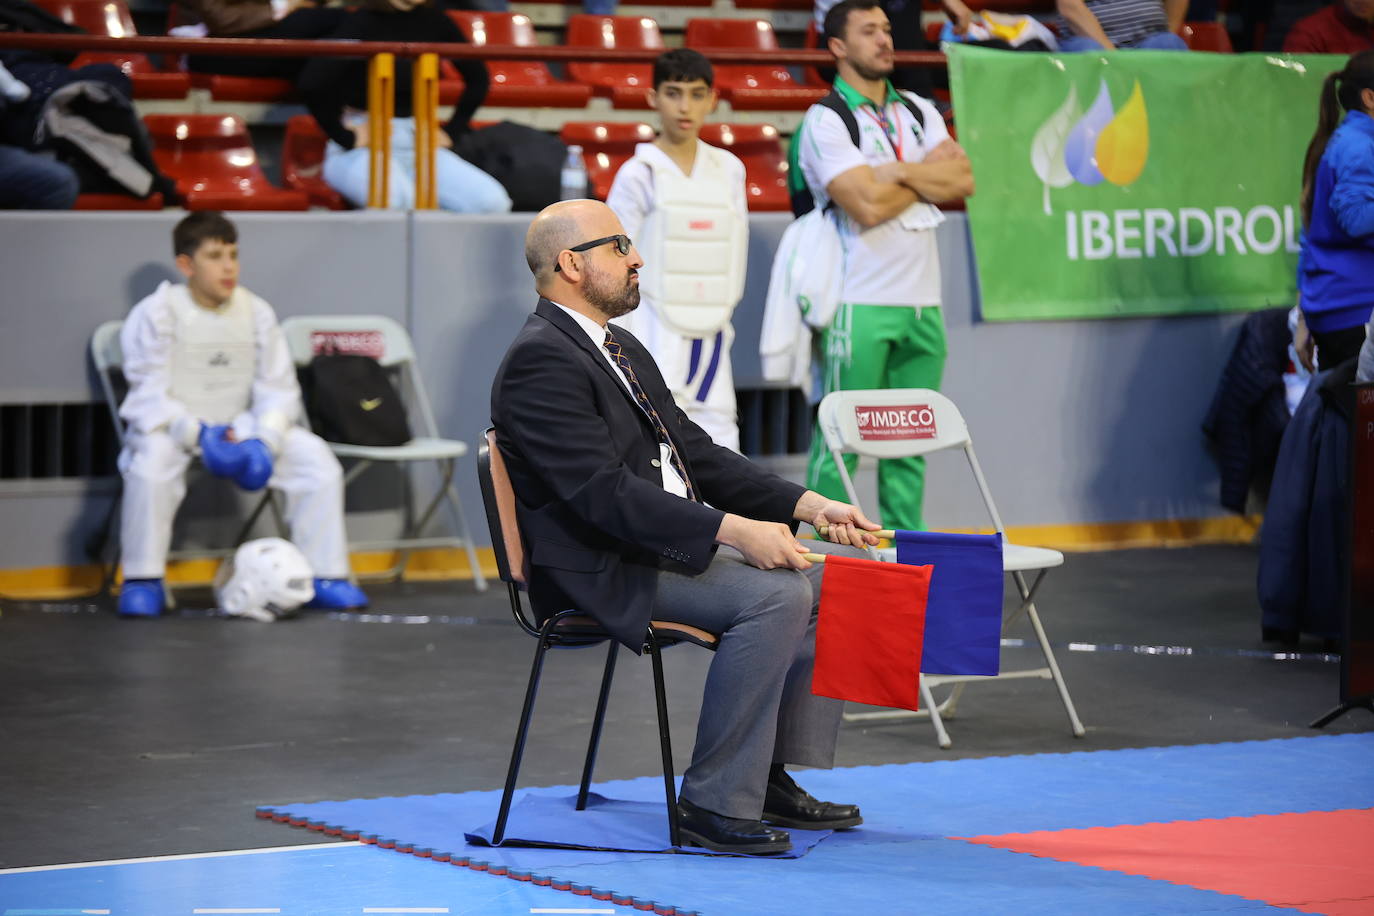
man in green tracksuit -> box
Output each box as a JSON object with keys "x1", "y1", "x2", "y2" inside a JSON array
[{"x1": 793, "y1": 0, "x2": 974, "y2": 530}]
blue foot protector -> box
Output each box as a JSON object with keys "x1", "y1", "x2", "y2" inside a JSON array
[
  {"x1": 118, "y1": 578, "x2": 165, "y2": 617},
  {"x1": 307, "y1": 578, "x2": 368, "y2": 610}
]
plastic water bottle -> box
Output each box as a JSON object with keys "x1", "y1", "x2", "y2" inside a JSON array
[{"x1": 560, "y1": 145, "x2": 587, "y2": 200}]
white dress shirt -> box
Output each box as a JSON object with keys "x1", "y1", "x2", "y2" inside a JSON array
[{"x1": 550, "y1": 300, "x2": 690, "y2": 500}]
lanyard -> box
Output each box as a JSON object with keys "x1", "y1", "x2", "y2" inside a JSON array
[{"x1": 864, "y1": 102, "x2": 904, "y2": 161}]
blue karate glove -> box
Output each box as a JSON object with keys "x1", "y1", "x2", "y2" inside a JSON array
[
  {"x1": 199, "y1": 424, "x2": 247, "y2": 479},
  {"x1": 234, "y1": 439, "x2": 274, "y2": 492}
]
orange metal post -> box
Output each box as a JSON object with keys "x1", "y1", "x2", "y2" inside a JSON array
[
  {"x1": 367, "y1": 52, "x2": 395, "y2": 209},
  {"x1": 412, "y1": 52, "x2": 440, "y2": 210}
]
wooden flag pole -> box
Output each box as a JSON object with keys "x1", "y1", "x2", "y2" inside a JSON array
[{"x1": 815, "y1": 524, "x2": 896, "y2": 539}]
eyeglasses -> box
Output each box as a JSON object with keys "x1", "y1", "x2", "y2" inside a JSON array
[{"x1": 554, "y1": 234, "x2": 633, "y2": 272}]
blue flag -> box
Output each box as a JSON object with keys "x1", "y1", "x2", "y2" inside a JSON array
[{"x1": 894, "y1": 530, "x2": 1004, "y2": 676}]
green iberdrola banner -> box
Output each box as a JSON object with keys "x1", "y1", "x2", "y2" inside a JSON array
[{"x1": 946, "y1": 45, "x2": 1345, "y2": 321}]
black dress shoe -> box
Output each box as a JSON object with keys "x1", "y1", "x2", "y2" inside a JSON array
[
  {"x1": 676, "y1": 797, "x2": 792, "y2": 854},
  {"x1": 762, "y1": 765, "x2": 863, "y2": 830}
]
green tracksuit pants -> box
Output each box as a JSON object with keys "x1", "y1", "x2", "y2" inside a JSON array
[{"x1": 805, "y1": 303, "x2": 947, "y2": 531}]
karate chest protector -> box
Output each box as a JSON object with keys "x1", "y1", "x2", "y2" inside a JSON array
[
  {"x1": 167, "y1": 288, "x2": 257, "y2": 424},
  {"x1": 637, "y1": 147, "x2": 747, "y2": 338}
]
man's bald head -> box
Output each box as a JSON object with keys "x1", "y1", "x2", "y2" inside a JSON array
[{"x1": 525, "y1": 199, "x2": 616, "y2": 290}]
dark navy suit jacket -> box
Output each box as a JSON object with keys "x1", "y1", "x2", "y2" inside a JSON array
[{"x1": 491, "y1": 298, "x2": 805, "y2": 650}]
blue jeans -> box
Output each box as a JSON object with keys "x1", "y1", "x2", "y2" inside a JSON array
[
  {"x1": 0, "y1": 146, "x2": 79, "y2": 209},
  {"x1": 1058, "y1": 30, "x2": 1190, "y2": 50},
  {"x1": 324, "y1": 118, "x2": 512, "y2": 213}
]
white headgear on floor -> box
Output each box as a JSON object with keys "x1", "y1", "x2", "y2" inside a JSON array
[{"x1": 214, "y1": 538, "x2": 315, "y2": 622}]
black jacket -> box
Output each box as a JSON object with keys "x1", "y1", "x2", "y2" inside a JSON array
[
  {"x1": 491, "y1": 298, "x2": 805, "y2": 650},
  {"x1": 1257, "y1": 357, "x2": 1356, "y2": 639},
  {"x1": 1203, "y1": 307, "x2": 1293, "y2": 513}
]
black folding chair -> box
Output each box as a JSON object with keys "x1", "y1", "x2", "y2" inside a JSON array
[{"x1": 477, "y1": 429, "x2": 718, "y2": 848}]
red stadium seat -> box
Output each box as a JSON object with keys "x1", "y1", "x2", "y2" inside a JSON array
[
  {"x1": 144, "y1": 114, "x2": 309, "y2": 211},
  {"x1": 33, "y1": 0, "x2": 190, "y2": 99},
  {"x1": 684, "y1": 19, "x2": 826, "y2": 110},
  {"x1": 1179, "y1": 21, "x2": 1234, "y2": 51},
  {"x1": 699, "y1": 123, "x2": 789, "y2": 212},
  {"x1": 447, "y1": 11, "x2": 593, "y2": 107},
  {"x1": 565, "y1": 15, "x2": 665, "y2": 110},
  {"x1": 560, "y1": 121, "x2": 655, "y2": 200},
  {"x1": 188, "y1": 73, "x2": 295, "y2": 103},
  {"x1": 75, "y1": 192, "x2": 165, "y2": 210},
  {"x1": 281, "y1": 115, "x2": 348, "y2": 210},
  {"x1": 802, "y1": 21, "x2": 830, "y2": 88}
]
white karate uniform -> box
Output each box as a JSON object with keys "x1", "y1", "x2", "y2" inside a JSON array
[
  {"x1": 606, "y1": 140, "x2": 748, "y2": 452},
  {"x1": 117, "y1": 282, "x2": 350, "y2": 579}
]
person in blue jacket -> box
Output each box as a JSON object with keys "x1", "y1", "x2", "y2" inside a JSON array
[{"x1": 1299, "y1": 50, "x2": 1374, "y2": 370}]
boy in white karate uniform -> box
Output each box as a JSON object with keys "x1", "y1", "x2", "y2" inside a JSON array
[
  {"x1": 606, "y1": 49, "x2": 749, "y2": 452},
  {"x1": 116, "y1": 211, "x2": 367, "y2": 617}
]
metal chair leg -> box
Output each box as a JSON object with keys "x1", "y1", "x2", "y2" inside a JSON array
[
  {"x1": 577, "y1": 640, "x2": 619, "y2": 810},
  {"x1": 919, "y1": 675, "x2": 952, "y2": 749},
  {"x1": 493, "y1": 618, "x2": 558, "y2": 846},
  {"x1": 1014, "y1": 570, "x2": 1086, "y2": 738},
  {"x1": 646, "y1": 630, "x2": 680, "y2": 848}
]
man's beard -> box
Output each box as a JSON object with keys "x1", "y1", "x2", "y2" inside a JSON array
[
  {"x1": 585, "y1": 261, "x2": 640, "y2": 319},
  {"x1": 851, "y1": 57, "x2": 893, "y2": 82}
]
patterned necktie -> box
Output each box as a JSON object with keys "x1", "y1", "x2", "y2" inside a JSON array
[{"x1": 604, "y1": 329, "x2": 697, "y2": 501}]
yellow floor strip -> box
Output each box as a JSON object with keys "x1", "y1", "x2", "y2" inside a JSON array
[{"x1": 0, "y1": 516, "x2": 1259, "y2": 600}]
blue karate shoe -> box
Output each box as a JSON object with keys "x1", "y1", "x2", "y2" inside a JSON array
[
  {"x1": 119, "y1": 578, "x2": 165, "y2": 617},
  {"x1": 305, "y1": 578, "x2": 368, "y2": 610}
]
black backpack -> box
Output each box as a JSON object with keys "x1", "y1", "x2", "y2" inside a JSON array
[
  {"x1": 454, "y1": 120, "x2": 569, "y2": 212},
  {"x1": 787, "y1": 88, "x2": 926, "y2": 217},
  {"x1": 302, "y1": 353, "x2": 412, "y2": 447}
]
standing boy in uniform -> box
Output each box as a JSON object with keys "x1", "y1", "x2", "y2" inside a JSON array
[
  {"x1": 794, "y1": 0, "x2": 973, "y2": 530},
  {"x1": 606, "y1": 49, "x2": 749, "y2": 452},
  {"x1": 116, "y1": 211, "x2": 367, "y2": 616}
]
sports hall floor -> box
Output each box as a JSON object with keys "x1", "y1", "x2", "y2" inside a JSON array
[{"x1": 2, "y1": 544, "x2": 1371, "y2": 915}]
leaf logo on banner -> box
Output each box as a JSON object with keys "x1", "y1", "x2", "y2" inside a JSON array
[
  {"x1": 1064, "y1": 79, "x2": 1116, "y2": 187},
  {"x1": 1031, "y1": 78, "x2": 1150, "y2": 214},
  {"x1": 1030, "y1": 82, "x2": 1080, "y2": 215},
  {"x1": 1096, "y1": 80, "x2": 1149, "y2": 186}
]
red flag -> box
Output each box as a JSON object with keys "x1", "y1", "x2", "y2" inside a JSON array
[{"x1": 813, "y1": 555, "x2": 932, "y2": 712}]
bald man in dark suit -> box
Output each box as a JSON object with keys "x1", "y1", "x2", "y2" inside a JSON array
[{"x1": 491, "y1": 199, "x2": 881, "y2": 855}]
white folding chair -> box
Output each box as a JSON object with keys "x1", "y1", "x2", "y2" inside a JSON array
[
  {"x1": 279, "y1": 315, "x2": 486, "y2": 591},
  {"x1": 817, "y1": 388, "x2": 1086, "y2": 748},
  {"x1": 89, "y1": 320, "x2": 285, "y2": 587}
]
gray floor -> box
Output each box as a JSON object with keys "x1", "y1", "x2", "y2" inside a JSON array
[{"x1": 1, "y1": 543, "x2": 1368, "y2": 869}]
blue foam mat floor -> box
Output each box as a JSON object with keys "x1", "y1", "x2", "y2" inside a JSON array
[{"x1": 4, "y1": 734, "x2": 1371, "y2": 916}]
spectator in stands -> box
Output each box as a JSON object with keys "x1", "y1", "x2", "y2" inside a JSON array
[
  {"x1": 1055, "y1": 0, "x2": 1190, "y2": 49},
  {"x1": 1298, "y1": 50, "x2": 1374, "y2": 369},
  {"x1": 0, "y1": 62, "x2": 77, "y2": 209},
  {"x1": 1283, "y1": 0, "x2": 1374, "y2": 53},
  {"x1": 0, "y1": 51, "x2": 175, "y2": 204},
  {"x1": 297, "y1": 0, "x2": 511, "y2": 212},
  {"x1": 180, "y1": 0, "x2": 348, "y2": 81},
  {"x1": 605, "y1": 50, "x2": 747, "y2": 451},
  {"x1": 0, "y1": 143, "x2": 77, "y2": 208},
  {"x1": 116, "y1": 212, "x2": 367, "y2": 618},
  {"x1": 794, "y1": 0, "x2": 973, "y2": 531}
]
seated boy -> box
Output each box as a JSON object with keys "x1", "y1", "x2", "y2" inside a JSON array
[
  {"x1": 606, "y1": 48, "x2": 748, "y2": 452},
  {"x1": 116, "y1": 211, "x2": 367, "y2": 617}
]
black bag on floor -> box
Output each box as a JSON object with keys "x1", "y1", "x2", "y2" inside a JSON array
[
  {"x1": 455, "y1": 120, "x2": 567, "y2": 211},
  {"x1": 302, "y1": 353, "x2": 412, "y2": 447}
]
